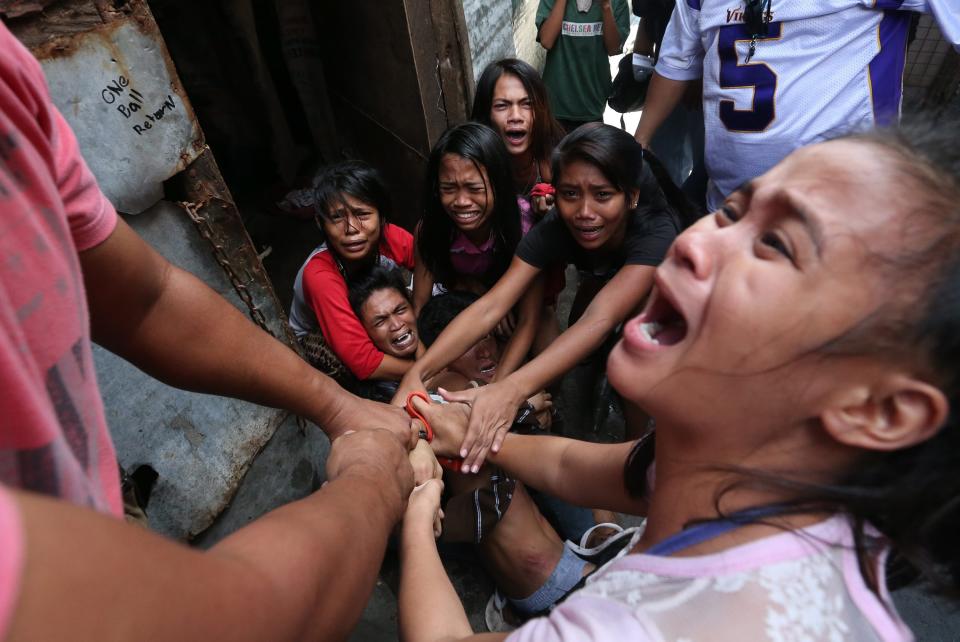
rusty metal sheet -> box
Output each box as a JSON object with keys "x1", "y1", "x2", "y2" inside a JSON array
[
  {"x1": 35, "y1": 18, "x2": 202, "y2": 213},
  {"x1": 0, "y1": 0, "x2": 58, "y2": 18}
]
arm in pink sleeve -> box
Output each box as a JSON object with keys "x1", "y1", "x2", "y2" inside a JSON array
[{"x1": 10, "y1": 25, "x2": 116, "y2": 250}]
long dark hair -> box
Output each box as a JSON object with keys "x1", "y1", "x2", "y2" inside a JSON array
[
  {"x1": 471, "y1": 58, "x2": 564, "y2": 165},
  {"x1": 552, "y1": 122, "x2": 693, "y2": 231},
  {"x1": 625, "y1": 117, "x2": 960, "y2": 594},
  {"x1": 419, "y1": 122, "x2": 522, "y2": 289}
]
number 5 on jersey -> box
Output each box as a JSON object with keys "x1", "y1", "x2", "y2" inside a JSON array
[{"x1": 718, "y1": 22, "x2": 783, "y2": 132}]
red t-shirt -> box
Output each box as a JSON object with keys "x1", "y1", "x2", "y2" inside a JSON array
[
  {"x1": 297, "y1": 224, "x2": 414, "y2": 379},
  {"x1": 1, "y1": 21, "x2": 122, "y2": 637}
]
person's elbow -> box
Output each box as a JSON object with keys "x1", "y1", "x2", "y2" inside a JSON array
[{"x1": 538, "y1": 27, "x2": 557, "y2": 50}]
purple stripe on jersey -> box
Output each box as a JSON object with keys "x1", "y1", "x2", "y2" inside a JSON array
[
  {"x1": 873, "y1": 0, "x2": 906, "y2": 8},
  {"x1": 869, "y1": 11, "x2": 909, "y2": 126},
  {"x1": 686, "y1": 0, "x2": 701, "y2": 10}
]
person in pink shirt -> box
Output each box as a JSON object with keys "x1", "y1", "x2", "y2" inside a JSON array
[
  {"x1": 0, "y1": 20, "x2": 419, "y2": 642},
  {"x1": 398, "y1": 119, "x2": 960, "y2": 640}
]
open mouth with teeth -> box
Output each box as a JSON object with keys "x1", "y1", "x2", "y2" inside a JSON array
[
  {"x1": 635, "y1": 289, "x2": 688, "y2": 347},
  {"x1": 476, "y1": 361, "x2": 497, "y2": 380},
  {"x1": 451, "y1": 210, "x2": 482, "y2": 225},
  {"x1": 504, "y1": 128, "x2": 528, "y2": 146},
  {"x1": 573, "y1": 224, "x2": 603, "y2": 241},
  {"x1": 391, "y1": 330, "x2": 416, "y2": 350}
]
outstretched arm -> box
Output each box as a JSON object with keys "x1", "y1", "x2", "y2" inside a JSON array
[
  {"x1": 393, "y1": 257, "x2": 540, "y2": 405},
  {"x1": 446, "y1": 264, "x2": 656, "y2": 472},
  {"x1": 399, "y1": 479, "x2": 508, "y2": 642},
  {"x1": 81, "y1": 218, "x2": 410, "y2": 439},
  {"x1": 633, "y1": 73, "x2": 690, "y2": 148},
  {"x1": 369, "y1": 353, "x2": 420, "y2": 381},
  {"x1": 411, "y1": 397, "x2": 648, "y2": 515},
  {"x1": 493, "y1": 272, "x2": 545, "y2": 380},
  {"x1": 5, "y1": 430, "x2": 413, "y2": 642},
  {"x1": 412, "y1": 240, "x2": 435, "y2": 316}
]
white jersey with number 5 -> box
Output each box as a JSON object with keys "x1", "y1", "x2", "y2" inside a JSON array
[{"x1": 656, "y1": 0, "x2": 960, "y2": 210}]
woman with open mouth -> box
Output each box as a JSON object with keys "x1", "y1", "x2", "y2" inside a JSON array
[
  {"x1": 471, "y1": 59, "x2": 564, "y2": 219},
  {"x1": 472, "y1": 59, "x2": 570, "y2": 341},
  {"x1": 414, "y1": 122, "x2": 546, "y2": 381},
  {"x1": 288, "y1": 160, "x2": 419, "y2": 382},
  {"x1": 398, "y1": 123, "x2": 682, "y2": 473},
  {"x1": 399, "y1": 119, "x2": 960, "y2": 641}
]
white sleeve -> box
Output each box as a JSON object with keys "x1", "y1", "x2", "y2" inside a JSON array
[
  {"x1": 654, "y1": 1, "x2": 705, "y2": 81},
  {"x1": 865, "y1": 0, "x2": 959, "y2": 50},
  {"x1": 924, "y1": 0, "x2": 960, "y2": 49}
]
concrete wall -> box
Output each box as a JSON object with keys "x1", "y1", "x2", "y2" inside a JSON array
[
  {"x1": 512, "y1": 0, "x2": 546, "y2": 70},
  {"x1": 461, "y1": 0, "x2": 545, "y2": 85}
]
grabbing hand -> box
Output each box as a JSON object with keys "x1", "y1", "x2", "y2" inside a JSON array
[
  {"x1": 409, "y1": 438, "x2": 443, "y2": 485},
  {"x1": 532, "y1": 193, "x2": 554, "y2": 218},
  {"x1": 405, "y1": 478, "x2": 444, "y2": 538},
  {"x1": 407, "y1": 393, "x2": 471, "y2": 458},
  {"x1": 439, "y1": 381, "x2": 524, "y2": 473},
  {"x1": 328, "y1": 396, "x2": 412, "y2": 442},
  {"x1": 326, "y1": 429, "x2": 414, "y2": 520},
  {"x1": 530, "y1": 183, "x2": 555, "y2": 219},
  {"x1": 526, "y1": 390, "x2": 554, "y2": 430},
  {"x1": 494, "y1": 312, "x2": 517, "y2": 340}
]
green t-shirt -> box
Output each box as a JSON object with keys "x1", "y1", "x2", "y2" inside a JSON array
[{"x1": 536, "y1": 0, "x2": 630, "y2": 121}]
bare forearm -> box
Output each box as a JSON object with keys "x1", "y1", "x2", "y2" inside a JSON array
[
  {"x1": 217, "y1": 472, "x2": 403, "y2": 640},
  {"x1": 496, "y1": 316, "x2": 536, "y2": 380},
  {"x1": 370, "y1": 353, "x2": 418, "y2": 381},
  {"x1": 508, "y1": 306, "x2": 619, "y2": 401},
  {"x1": 9, "y1": 476, "x2": 401, "y2": 642},
  {"x1": 413, "y1": 262, "x2": 434, "y2": 315},
  {"x1": 538, "y1": 0, "x2": 567, "y2": 49},
  {"x1": 82, "y1": 220, "x2": 354, "y2": 432},
  {"x1": 633, "y1": 23, "x2": 653, "y2": 55},
  {"x1": 399, "y1": 522, "x2": 474, "y2": 642},
  {"x1": 105, "y1": 264, "x2": 349, "y2": 428},
  {"x1": 488, "y1": 434, "x2": 645, "y2": 513},
  {"x1": 495, "y1": 281, "x2": 544, "y2": 380},
  {"x1": 413, "y1": 298, "x2": 507, "y2": 382},
  {"x1": 634, "y1": 73, "x2": 690, "y2": 146},
  {"x1": 601, "y1": 3, "x2": 621, "y2": 55}
]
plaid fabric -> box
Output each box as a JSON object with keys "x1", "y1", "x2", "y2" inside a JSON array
[{"x1": 300, "y1": 331, "x2": 349, "y2": 381}]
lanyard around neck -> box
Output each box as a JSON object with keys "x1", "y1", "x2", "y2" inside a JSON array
[{"x1": 645, "y1": 505, "x2": 787, "y2": 556}]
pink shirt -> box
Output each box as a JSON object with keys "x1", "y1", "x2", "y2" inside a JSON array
[
  {"x1": 508, "y1": 516, "x2": 913, "y2": 642},
  {"x1": 448, "y1": 196, "x2": 535, "y2": 278},
  {"x1": 1, "y1": 21, "x2": 121, "y2": 638}
]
